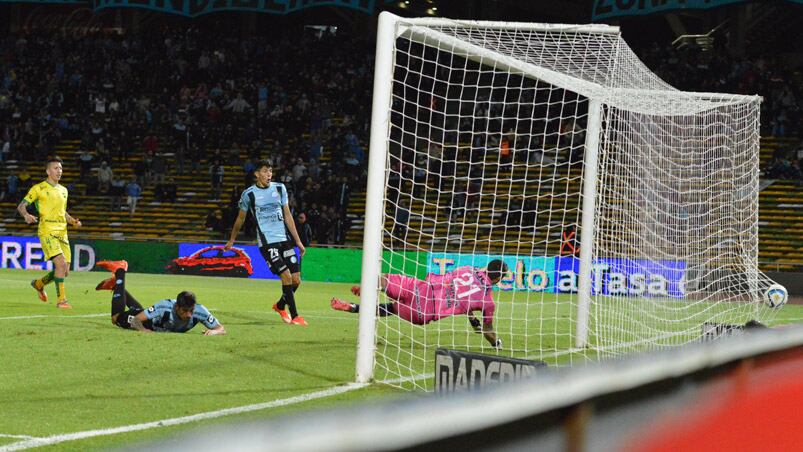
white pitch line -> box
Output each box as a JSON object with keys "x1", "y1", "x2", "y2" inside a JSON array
[
  {"x1": 0, "y1": 435, "x2": 36, "y2": 440},
  {"x1": 0, "y1": 383, "x2": 368, "y2": 451},
  {"x1": 0, "y1": 313, "x2": 106, "y2": 321}
]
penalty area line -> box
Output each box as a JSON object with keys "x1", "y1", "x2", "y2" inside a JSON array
[{"x1": 0, "y1": 382, "x2": 368, "y2": 451}]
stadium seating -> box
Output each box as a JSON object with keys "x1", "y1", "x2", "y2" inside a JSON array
[
  {"x1": 0, "y1": 139, "x2": 244, "y2": 242},
  {"x1": 345, "y1": 136, "x2": 803, "y2": 269}
]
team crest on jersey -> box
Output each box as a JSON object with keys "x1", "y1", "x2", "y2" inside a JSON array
[{"x1": 148, "y1": 306, "x2": 155, "y2": 313}]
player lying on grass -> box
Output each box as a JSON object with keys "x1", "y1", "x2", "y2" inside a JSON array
[
  {"x1": 95, "y1": 260, "x2": 226, "y2": 335},
  {"x1": 331, "y1": 260, "x2": 509, "y2": 348}
]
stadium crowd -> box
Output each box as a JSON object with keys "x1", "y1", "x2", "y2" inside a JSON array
[
  {"x1": 638, "y1": 41, "x2": 803, "y2": 182},
  {"x1": 2, "y1": 25, "x2": 802, "y2": 242},
  {"x1": 0, "y1": 26, "x2": 372, "y2": 244}
]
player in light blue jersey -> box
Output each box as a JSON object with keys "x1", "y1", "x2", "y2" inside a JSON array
[
  {"x1": 94, "y1": 260, "x2": 226, "y2": 335},
  {"x1": 225, "y1": 159, "x2": 307, "y2": 326}
]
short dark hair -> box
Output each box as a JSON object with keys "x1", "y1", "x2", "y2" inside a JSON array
[
  {"x1": 46, "y1": 156, "x2": 63, "y2": 168},
  {"x1": 255, "y1": 159, "x2": 273, "y2": 171},
  {"x1": 485, "y1": 259, "x2": 509, "y2": 282},
  {"x1": 176, "y1": 291, "x2": 197, "y2": 309}
]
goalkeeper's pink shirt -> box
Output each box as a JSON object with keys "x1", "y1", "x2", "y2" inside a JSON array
[{"x1": 426, "y1": 266, "x2": 496, "y2": 326}]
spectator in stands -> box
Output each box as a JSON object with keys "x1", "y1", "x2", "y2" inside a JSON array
[
  {"x1": 1, "y1": 140, "x2": 9, "y2": 164},
  {"x1": 332, "y1": 210, "x2": 348, "y2": 245},
  {"x1": 17, "y1": 165, "x2": 32, "y2": 195},
  {"x1": 143, "y1": 133, "x2": 158, "y2": 155},
  {"x1": 78, "y1": 149, "x2": 94, "y2": 182},
  {"x1": 315, "y1": 209, "x2": 332, "y2": 244},
  {"x1": 392, "y1": 199, "x2": 410, "y2": 249},
  {"x1": 243, "y1": 158, "x2": 256, "y2": 187},
  {"x1": 134, "y1": 157, "x2": 147, "y2": 188},
  {"x1": 292, "y1": 158, "x2": 307, "y2": 185},
  {"x1": 151, "y1": 153, "x2": 167, "y2": 184},
  {"x1": 205, "y1": 209, "x2": 225, "y2": 238},
  {"x1": 334, "y1": 176, "x2": 351, "y2": 214},
  {"x1": 155, "y1": 177, "x2": 178, "y2": 203},
  {"x1": 97, "y1": 161, "x2": 113, "y2": 194},
  {"x1": 1, "y1": 172, "x2": 19, "y2": 202},
  {"x1": 95, "y1": 138, "x2": 110, "y2": 165},
  {"x1": 110, "y1": 177, "x2": 126, "y2": 210},
  {"x1": 295, "y1": 212, "x2": 313, "y2": 247},
  {"x1": 126, "y1": 178, "x2": 142, "y2": 217},
  {"x1": 210, "y1": 159, "x2": 224, "y2": 200},
  {"x1": 765, "y1": 154, "x2": 802, "y2": 180}
]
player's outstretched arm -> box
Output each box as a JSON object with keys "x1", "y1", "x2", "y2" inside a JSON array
[
  {"x1": 131, "y1": 312, "x2": 153, "y2": 333},
  {"x1": 204, "y1": 324, "x2": 226, "y2": 336},
  {"x1": 469, "y1": 315, "x2": 502, "y2": 348},
  {"x1": 224, "y1": 210, "x2": 247, "y2": 250},
  {"x1": 469, "y1": 315, "x2": 482, "y2": 332},
  {"x1": 66, "y1": 212, "x2": 81, "y2": 228},
  {"x1": 17, "y1": 200, "x2": 38, "y2": 224},
  {"x1": 283, "y1": 204, "x2": 305, "y2": 257},
  {"x1": 484, "y1": 329, "x2": 501, "y2": 349}
]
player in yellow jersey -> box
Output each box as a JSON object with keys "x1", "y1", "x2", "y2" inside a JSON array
[{"x1": 17, "y1": 156, "x2": 82, "y2": 309}]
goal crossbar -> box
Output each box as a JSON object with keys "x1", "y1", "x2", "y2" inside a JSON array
[{"x1": 400, "y1": 24, "x2": 759, "y2": 115}]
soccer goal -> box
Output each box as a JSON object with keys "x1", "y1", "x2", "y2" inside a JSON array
[{"x1": 357, "y1": 12, "x2": 782, "y2": 389}]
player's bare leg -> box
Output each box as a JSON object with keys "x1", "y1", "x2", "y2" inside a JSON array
[{"x1": 52, "y1": 254, "x2": 71, "y2": 309}]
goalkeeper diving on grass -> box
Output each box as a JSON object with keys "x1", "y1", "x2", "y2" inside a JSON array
[
  {"x1": 331, "y1": 260, "x2": 508, "y2": 348},
  {"x1": 94, "y1": 260, "x2": 226, "y2": 335}
]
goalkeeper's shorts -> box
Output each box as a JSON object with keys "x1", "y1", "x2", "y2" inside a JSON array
[{"x1": 385, "y1": 274, "x2": 433, "y2": 325}]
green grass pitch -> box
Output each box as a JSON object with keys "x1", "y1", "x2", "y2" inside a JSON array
[
  {"x1": 0, "y1": 268, "x2": 401, "y2": 451},
  {"x1": 2, "y1": 268, "x2": 803, "y2": 449}
]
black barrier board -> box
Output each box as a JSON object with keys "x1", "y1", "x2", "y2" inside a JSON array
[
  {"x1": 701, "y1": 322, "x2": 744, "y2": 341},
  {"x1": 435, "y1": 348, "x2": 546, "y2": 393}
]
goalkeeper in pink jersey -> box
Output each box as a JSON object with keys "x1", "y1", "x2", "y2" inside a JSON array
[{"x1": 331, "y1": 259, "x2": 508, "y2": 348}]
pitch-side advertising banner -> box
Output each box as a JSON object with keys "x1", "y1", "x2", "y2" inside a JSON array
[
  {"x1": 428, "y1": 253, "x2": 686, "y2": 298},
  {"x1": 0, "y1": 235, "x2": 95, "y2": 271},
  {"x1": 176, "y1": 243, "x2": 293, "y2": 280}
]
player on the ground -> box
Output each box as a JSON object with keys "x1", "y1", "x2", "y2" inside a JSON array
[
  {"x1": 224, "y1": 159, "x2": 307, "y2": 326},
  {"x1": 331, "y1": 259, "x2": 509, "y2": 348},
  {"x1": 17, "y1": 156, "x2": 81, "y2": 309},
  {"x1": 94, "y1": 260, "x2": 226, "y2": 335}
]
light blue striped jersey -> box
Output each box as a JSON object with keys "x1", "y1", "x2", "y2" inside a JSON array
[
  {"x1": 238, "y1": 182, "x2": 289, "y2": 246},
  {"x1": 144, "y1": 299, "x2": 220, "y2": 333}
]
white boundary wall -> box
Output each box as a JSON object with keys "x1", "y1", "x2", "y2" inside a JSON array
[{"x1": 149, "y1": 324, "x2": 803, "y2": 451}]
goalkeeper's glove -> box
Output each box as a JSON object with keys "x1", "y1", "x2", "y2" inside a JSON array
[{"x1": 469, "y1": 317, "x2": 481, "y2": 330}]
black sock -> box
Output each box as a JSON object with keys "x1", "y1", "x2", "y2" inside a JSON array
[
  {"x1": 276, "y1": 284, "x2": 299, "y2": 311},
  {"x1": 349, "y1": 303, "x2": 392, "y2": 315},
  {"x1": 111, "y1": 269, "x2": 127, "y2": 317},
  {"x1": 379, "y1": 303, "x2": 395, "y2": 317},
  {"x1": 124, "y1": 290, "x2": 144, "y2": 310},
  {"x1": 282, "y1": 285, "x2": 299, "y2": 318}
]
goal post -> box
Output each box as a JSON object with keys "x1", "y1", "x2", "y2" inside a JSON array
[
  {"x1": 356, "y1": 11, "x2": 398, "y2": 383},
  {"x1": 358, "y1": 12, "x2": 780, "y2": 389},
  {"x1": 575, "y1": 99, "x2": 603, "y2": 348}
]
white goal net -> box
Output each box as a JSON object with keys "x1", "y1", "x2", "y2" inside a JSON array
[{"x1": 357, "y1": 13, "x2": 781, "y2": 390}]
